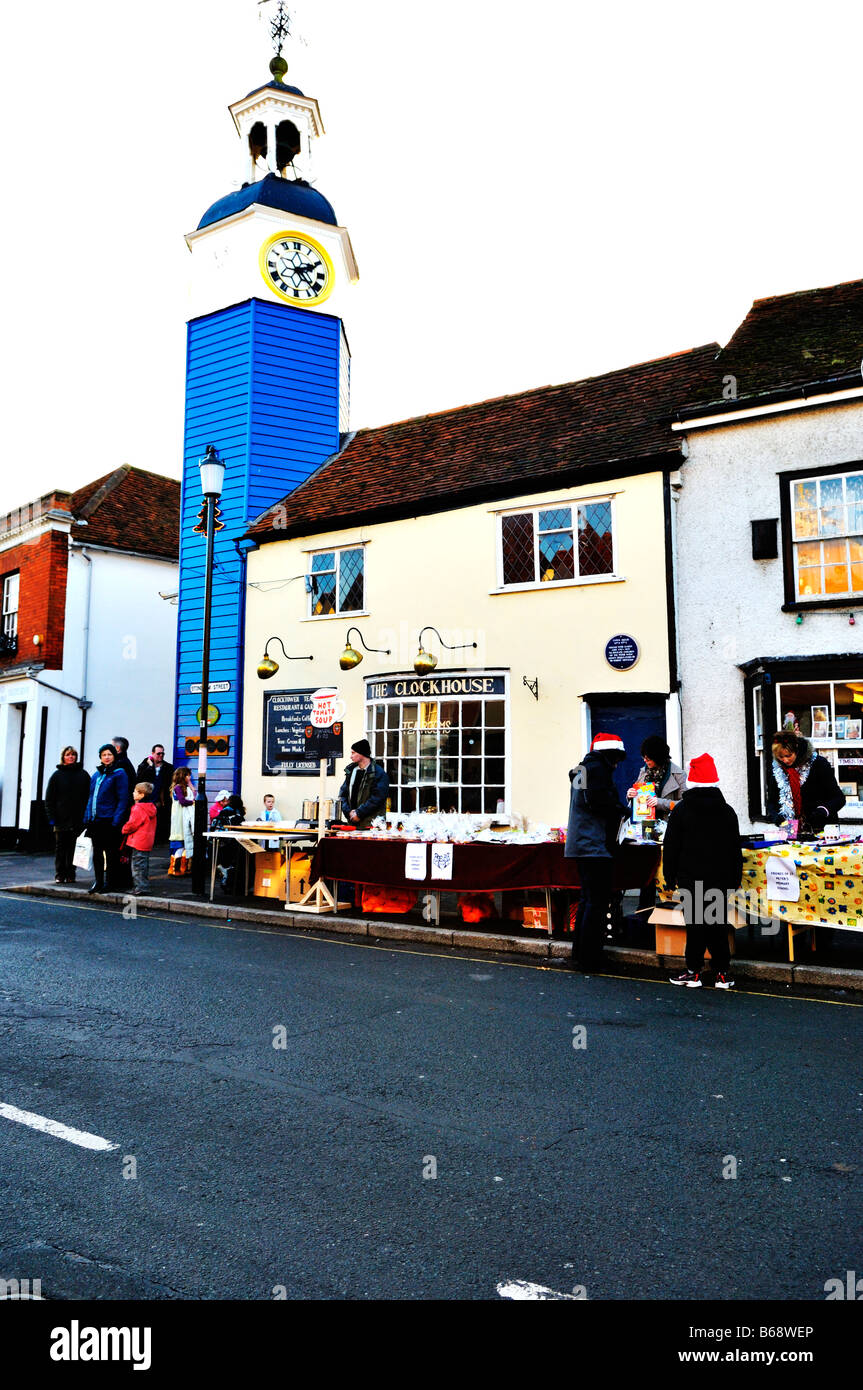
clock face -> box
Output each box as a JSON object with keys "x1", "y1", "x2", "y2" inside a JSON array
[{"x1": 260, "y1": 232, "x2": 334, "y2": 306}]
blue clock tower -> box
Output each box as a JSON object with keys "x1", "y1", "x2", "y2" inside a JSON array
[{"x1": 173, "y1": 20, "x2": 358, "y2": 795}]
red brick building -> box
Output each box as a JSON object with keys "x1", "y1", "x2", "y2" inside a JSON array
[{"x1": 0, "y1": 467, "x2": 180, "y2": 845}]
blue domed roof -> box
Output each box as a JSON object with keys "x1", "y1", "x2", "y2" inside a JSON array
[
  {"x1": 244, "y1": 79, "x2": 305, "y2": 98},
  {"x1": 197, "y1": 174, "x2": 338, "y2": 231}
]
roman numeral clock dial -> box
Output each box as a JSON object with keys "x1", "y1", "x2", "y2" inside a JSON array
[{"x1": 259, "y1": 232, "x2": 335, "y2": 307}]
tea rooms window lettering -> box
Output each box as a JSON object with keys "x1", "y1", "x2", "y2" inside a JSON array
[
  {"x1": 499, "y1": 500, "x2": 615, "y2": 588},
  {"x1": 790, "y1": 468, "x2": 863, "y2": 601},
  {"x1": 308, "y1": 547, "x2": 364, "y2": 616}
]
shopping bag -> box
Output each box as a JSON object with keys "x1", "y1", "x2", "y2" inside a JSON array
[{"x1": 73, "y1": 833, "x2": 93, "y2": 872}]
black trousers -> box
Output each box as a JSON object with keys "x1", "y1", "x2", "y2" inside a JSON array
[
  {"x1": 682, "y1": 882, "x2": 731, "y2": 972},
  {"x1": 54, "y1": 830, "x2": 78, "y2": 881},
  {"x1": 88, "y1": 820, "x2": 121, "y2": 889},
  {"x1": 685, "y1": 925, "x2": 731, "y2": 973},
  {"x1": 572, "y1": 856, "x2": 615, "y2": 969}
]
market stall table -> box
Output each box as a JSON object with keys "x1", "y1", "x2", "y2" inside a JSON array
[
  {"x1": 205, "y1": 826, "x2": 318, "y2": 906},
  {"x1": 735, "y1": 838, "x2": 863, "y2": 961},
  {"x1": 310, "y1": 835, "x2": 661, "y2": 932}
]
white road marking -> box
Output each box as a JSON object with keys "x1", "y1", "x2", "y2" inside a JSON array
[
  {"x1": 497, "y1": 1279, "x2": 582, "y2": 1300},
  {"x1": 0, "y1": 1102, "x2": 118, "y2": 1152}
]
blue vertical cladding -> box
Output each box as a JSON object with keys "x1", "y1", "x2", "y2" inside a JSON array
[{"x1": 174, "y1": 297, "x2": 343, "y2": 796}]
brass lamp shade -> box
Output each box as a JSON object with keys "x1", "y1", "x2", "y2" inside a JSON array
[
  {"x1": 257, "y1": 655, "x2": 279, "y2": 680},
  {"x1": 340, "y1": 643, "x2": 363, "y2": 671},
  {"x1": 414, "y1": 646, "x2": 438, "y2": 676}
]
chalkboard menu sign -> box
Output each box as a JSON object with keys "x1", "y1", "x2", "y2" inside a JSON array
[
  {"x1": 604, "y1": 634, "x2": 640, "y2": 671},
  {"x1": 262, "y1": 689, "x2": 337, "y2": 776}
]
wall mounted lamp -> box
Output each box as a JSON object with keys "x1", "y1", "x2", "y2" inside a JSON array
[
  {"x1": 413, "y1": 626, "x2": 478, "y2": 676},
  {"x1": 257, "y1": 635, "x2": 314, "y2": 680},
  {"x1": 339, "y1": 627, "x2": 392, "y2": 671}
]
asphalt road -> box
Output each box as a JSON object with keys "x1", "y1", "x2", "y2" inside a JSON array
[{"x1": 0, "y1": 889, "x2": 861, "y2": 1302}]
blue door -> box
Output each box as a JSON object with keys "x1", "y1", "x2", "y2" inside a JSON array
[{"x1": 587, "y1": 698, "x2": 668, "y2": 802}]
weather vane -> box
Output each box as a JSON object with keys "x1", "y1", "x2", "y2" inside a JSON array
[{"x1": 258, "y1": 0, "x2": 292, "y2": 58}]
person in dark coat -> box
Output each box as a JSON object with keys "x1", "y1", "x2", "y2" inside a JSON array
[
  {"x1": 136, "y1": 743, "x2": 175, "y2": 843},
  {"x1": 565, "y1": 731, "x2": 628, "y2": 971},
  {"x1": 212, "y1": 794, "x2": 246, "y2": 893},
  {"x1": 44, "y1": 746, "x2": 91, "y2": 884},
  {"x1": 766, "y1": 732, "x2": 846, "y2": 835},
  {"x1": 83, "y1": 744, "x2": 130, "y2": 893},
  {"x1": 662, "y1": 753, "x2": 743, "y2": 989},
  {"x1": 112, "y1": 737, "x2": 138, "y2": 800},
  {"x1": 338, "y1": 739, "x2": 390, "y2": 828}
]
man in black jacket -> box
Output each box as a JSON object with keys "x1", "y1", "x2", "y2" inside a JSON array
[
  {"x1": 565, "y1": 731, "x2": 628, "y2": 971},
  {"x1": 338, "y1": 739, "x2": 389, "y2": 828},
  {"x1": 662, "y1": 753, "x2": 743, "y2": 990},
  {"x1": 136, "y1": 744, "x2": 175, "y2": 843}
]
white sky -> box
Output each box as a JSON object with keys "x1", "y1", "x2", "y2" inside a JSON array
[{"x1": 1, "y1": 0, "x2": 862, "y2": 512}]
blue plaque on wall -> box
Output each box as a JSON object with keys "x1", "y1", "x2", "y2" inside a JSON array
[{"x1": 605, "y1": 634, "x2": 640, "y2": 671}]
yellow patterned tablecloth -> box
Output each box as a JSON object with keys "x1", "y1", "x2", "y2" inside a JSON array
[
  {"x1": 655, "y1": 840, "x2": 863, "y2": 931},
  {"x1": 737, "y1": 842, "x2": 863, "y2": 932}
]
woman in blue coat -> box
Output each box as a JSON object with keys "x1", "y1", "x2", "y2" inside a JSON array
[{"x1": 83, "y1": 744, "x2": 130, "y2": 893}]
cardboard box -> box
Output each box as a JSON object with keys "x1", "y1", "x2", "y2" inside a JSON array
[
  {"x1": 649, "y1": 906, "x2": 735, "y2": 958},
  {"x1": 288, "y1": 852, "x2": 313, "y2": 904},
  {"x1": 254, "y1": 850, "x2": 286, "y2": 901}
]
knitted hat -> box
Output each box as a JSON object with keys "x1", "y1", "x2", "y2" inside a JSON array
[
  {"x1": 351, "y1": 739, "x2": 372, "y2": 757},
  {"x1": 687, "y1": 753, "x2": 719, "y2": 787},
  {"x1": 590, "y1": 732, "x2": 625, "y2": 754}
]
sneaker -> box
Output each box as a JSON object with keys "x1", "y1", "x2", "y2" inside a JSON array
[
  {"x1": 669, "y1": 969, "x2": 702, "y2": 988},
  {"x1": 714, "y1": 973, "x2": 735, "y2": 989}
]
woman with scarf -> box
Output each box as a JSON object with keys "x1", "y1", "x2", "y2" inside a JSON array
[
  {"x1": 83, "y1": 744, "x2": 131, "y2": 893},
  {"x1": 767, "y1": 732, "x2": 846, "y2": 835}
]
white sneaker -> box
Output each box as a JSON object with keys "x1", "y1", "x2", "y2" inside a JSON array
[
  {"x1": 714, "y1": 973, "x2": 735, "y2": 990},
  {"x1": 669, "y1": 970, "x2": 702, "y2": 988}
]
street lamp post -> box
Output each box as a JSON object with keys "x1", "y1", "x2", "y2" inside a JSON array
[{"x1": 192, "y1": 444, "x2": 225, "y2": 894}]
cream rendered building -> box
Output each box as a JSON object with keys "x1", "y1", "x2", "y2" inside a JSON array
[{"x1": 240, "y1": 346, "x2": 721, "y2": 825}]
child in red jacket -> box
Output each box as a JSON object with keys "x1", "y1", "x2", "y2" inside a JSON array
[{"x1": 122, "y1": 782, "x2": 158, "y2": 896}]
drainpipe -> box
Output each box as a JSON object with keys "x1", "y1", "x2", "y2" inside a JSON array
[{"x1": 79, "y1": 548, "x2": 93, "y2": 761}]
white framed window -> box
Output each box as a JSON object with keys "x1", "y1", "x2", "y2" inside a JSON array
[
  {"x1": 365, "y1": 677, "x2": 509, "y2": 816},
  {"x1": 774, "y1": 679, "x2": 863, "y2": 816},
  {"x1": 791, "y1": 469, "x2": 863, "y2": 601},
  {"x1": 307, "y1": 546, "x2": 364, "y2": 617},
  {"x1": 2, "y1": 572, "x2": 19, "y2": 639},
  {"x1": 498, "y1": 499, "x2": 616, "y2": 589}
]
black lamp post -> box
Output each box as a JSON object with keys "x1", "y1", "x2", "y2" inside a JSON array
[{"x1": 192, "y1": 444, "x2": 225, "y2": 893}]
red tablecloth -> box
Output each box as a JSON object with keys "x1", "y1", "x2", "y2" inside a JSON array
[{"x1": 312, "y1": 837, "x2": 660, "y2": 892}]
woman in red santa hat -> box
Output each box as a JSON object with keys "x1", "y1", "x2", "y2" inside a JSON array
[
  {"x1": 565, "y1": 731, "x2": 629, "y2": 971},
  {"x1": 661, "y1": 753, "x2": 743, "y2": 989}
]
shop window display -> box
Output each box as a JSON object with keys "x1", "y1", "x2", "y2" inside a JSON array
[
  {"x1": 768, "y1": 680, "x2": 863, "y2": 815},
  {"x1": 366, "y1": 696, "x2": 508, "y2": 815}
]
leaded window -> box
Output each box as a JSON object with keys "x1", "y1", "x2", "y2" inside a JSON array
[
  {"x1": 308, "y1": 547, "x2": 364, "y2": 616},
  {"x1": 500, "y1": 500, "x2": 614, "y2": 586},
  {"x1": 792, "y1": 470, "x2": 863, "y2": 600}
]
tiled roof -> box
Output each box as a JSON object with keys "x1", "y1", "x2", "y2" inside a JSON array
[
  {"x1": 247, "y1": 344, "x2": 721, "y2": 540},
  {"x1": 71, "y1": 466, "x2": 180, "y2": 561},
  {"x1": 682, "y1": 277, "x2": 863, "y2": 413}
]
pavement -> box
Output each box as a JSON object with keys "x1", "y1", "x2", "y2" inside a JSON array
[
  {"x1": 0, "y1": 888, "x2": 861, "y2": 1302},
  {"x1": 4, "y1": 847, "x2": 863, "y2": 994}
]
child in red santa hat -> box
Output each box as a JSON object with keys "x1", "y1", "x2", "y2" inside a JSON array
[{"x1": 661, "y1": 753, "x2": 743, "y2": 989}]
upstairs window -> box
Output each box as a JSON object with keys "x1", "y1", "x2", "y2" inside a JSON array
[
  {"x1": 1, "y1": 572, "x2": 19, "y2": 654},
  {"x1": 499, "y1": 500, "x2": 615, "y2": 587},
  {"x1": 792, "y1": 469, "x2": 863, "y2": 601},
  {"x1": 308, "y1": 547, "x2": 365, "y2": 616},
  {"x1": 2, "y1": 572, "x2": 18, "y2": 636}
]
